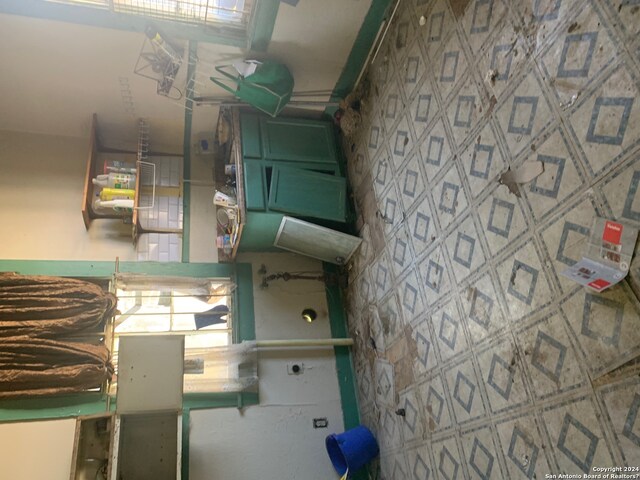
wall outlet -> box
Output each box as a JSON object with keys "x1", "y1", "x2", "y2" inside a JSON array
[
  {"x1": 287, "y1": 363, "x2": 304, "y2": 375},
  {"x1": 313, "y1": 418, "x2": 328, "y2": 429}
]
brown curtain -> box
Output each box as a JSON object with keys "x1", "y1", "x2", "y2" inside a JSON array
[{"x1": 0, "y1": 273, "x2": 117, "y2": 398}]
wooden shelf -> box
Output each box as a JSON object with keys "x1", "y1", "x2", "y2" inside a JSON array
[
  {"x1": 81, "y1": 114, "x2": 98, "y2": 229},
  {"x1": 81, "y1": 113, "x2": 132, "y2": 230},
  {"x1": 216, "y1": 107, "x2": 246, "y2": 262}
]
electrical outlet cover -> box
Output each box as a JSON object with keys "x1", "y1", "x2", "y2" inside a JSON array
[
  {"x1": 313, "y1": 418, "x2": 328, "y2": 428},
  {"x1": 287, "y1": 363, "x2": 304, "y2": 375}
]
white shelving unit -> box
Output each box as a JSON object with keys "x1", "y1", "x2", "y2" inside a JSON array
[{"x1": 70, "y1": 335, "x2": 185, "y2": 480}]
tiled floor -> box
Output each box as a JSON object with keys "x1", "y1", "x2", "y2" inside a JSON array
[{"x1": 344, "y1": 0, "x2": 640, "y2": 478}]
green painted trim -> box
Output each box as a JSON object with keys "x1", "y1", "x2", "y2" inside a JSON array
[
  {"x1": 182, "y1": 409, "x2": 191, "y2": 480},
  {"x1": 323, "y1": 263, "x2": 360, "y2": 428},
  {"x1": 181, "y1": 41, "x2": 197, "y2": 263},
  {"x1": 183, "y1": 392, "x2": 258, "y2": 410},
  {"x1": 0, "y1": 394, "x2": 108, "y2": 422},
  {"x1": 324, "y1": 0, "x2": 393, "y2": 116},
  {"x1": 0, "y1": 260, "x2": 236, "y2": 278},
  {"x1": 0, "y1": 0, "x2": 247, "y2": 47},
  {"x1": 323, "y1": 263, "x2": 369, "y2": 480},
  {"x1": 247, "y1": 0, "x2": 279, "y2": 52},
  {"x1": 234, "y1": 263, "x2": 256, "y2": 342}
]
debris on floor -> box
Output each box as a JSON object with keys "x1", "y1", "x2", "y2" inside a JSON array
[
  {"x1": 561, "y1": 217, "x2": 639, "y2": 292},
  {"x1": 498, "y1": 161, "x2": 544, "y2": 196},
  {"x1": 485, "y1": 69, "x2": 498, "y2": 86},
  {"x1": 334, "y1": 79, "x2": 370, "y2": 137},
  {"x1": 344, "y1": 0, "x2": 640, "y2": 475}
]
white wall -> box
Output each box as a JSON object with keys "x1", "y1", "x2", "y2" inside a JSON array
[
  {"x1": 0, "y1": 129, "x2": 137, "y2": 261},
  {"x1": 0, "y1": 15, "x2": 187, "y2": 154},
  {"x1": 0, "y1": 419, "x2": 75, "y2": 480},
  {"x1": 189, "y1": 252, "x2": 345, "y2": 480}
]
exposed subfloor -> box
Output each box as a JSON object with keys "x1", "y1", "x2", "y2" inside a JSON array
[{"x1": 343, "y1": 0, "x2": 640, "y2": 478}]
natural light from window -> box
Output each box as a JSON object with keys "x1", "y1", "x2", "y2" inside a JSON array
[
  {"x1": 47, "y1": 0, "x2": 251, "y2": 26},
  {"x1": 109, "y1": 278, "x2": 234, "y2": 394}
]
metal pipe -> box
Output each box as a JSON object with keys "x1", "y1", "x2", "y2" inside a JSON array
[
  {"x1": 117, "y1": 329, "x2": 232, "y2": 336},
  {"x1": 255, "y1": 338, "x2": 353, "y2": 348},
  {"x1": 371, "y1": 0, "x2": 401, "y2": 65}
]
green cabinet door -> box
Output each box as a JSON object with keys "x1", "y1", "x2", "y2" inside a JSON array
[
  {"x1": 243, "y1": 160, "x2": 267, "y2": 211},
  {"x1": 259, "y1": 117, "x2": 338, "y2": 165},
  {"x1": 239, "y1": 113, "x2": 340, "y2": 173},
  {"x1": 240, "y1": 114, "x2": 262, "y2": 159},
  {"x1": 268, "y1": 166, "x2": 346, "y2": 222}
]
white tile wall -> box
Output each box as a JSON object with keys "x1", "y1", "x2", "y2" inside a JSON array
[
  {"x1": 136, "y1": 155, "x2": 184, "y2": 262},
  {"x1": 136, "y1": 233, "x2": 182, "y2": 262}
]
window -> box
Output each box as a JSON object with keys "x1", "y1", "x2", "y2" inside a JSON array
[
  {"x1": 109, "y1": 275, "x2": 238, "y2": 394},
  {"x1": 5, "y1": 0, "x2": 278, "y2": 52},
  {"x1": 47, "y1": 0, "x2": 254, "y2": 28},
  {"x1": 0, "y1": 260, "x2": 257, "y2": 420}
]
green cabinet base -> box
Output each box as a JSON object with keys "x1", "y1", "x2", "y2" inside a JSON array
[{"x1": 238, "y1": 212, "x2": 284, "y2": 252}]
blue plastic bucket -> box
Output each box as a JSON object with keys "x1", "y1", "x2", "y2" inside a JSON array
[{"x1": 325, "y1": 425, "x2": 379, "y2": 477}]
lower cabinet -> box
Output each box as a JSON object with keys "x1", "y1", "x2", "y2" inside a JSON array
[
  {"x1": 70, "y1": 336, "x2": 185, "y2": 480},
  {"x1": 234, "y1": 109, "x2": 356, "y2": 259},
  {"x1": 109, "y1": 413, "x2": 182, "y2": 480}
]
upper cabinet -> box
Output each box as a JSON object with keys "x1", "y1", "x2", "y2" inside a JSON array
[{"x1": 241, "y1": 113, "x2": 341, "y2": 174}]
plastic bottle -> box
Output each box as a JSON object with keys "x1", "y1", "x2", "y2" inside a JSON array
[
  {"x1": 92, "y1": 173, "x2": 136, "y2": 189},
  {"x1": 106, "y1": 165, "x2": 137, "y2": 175},
  {"x1": 95, "y1": 198, "x2": 134, "y2": 214},
  {"x1": 104, "y1": 159, "x2": 137, "y2": 175},
  {"x1": 99, "y1": 188, "x2": 135, "y2": 201}
]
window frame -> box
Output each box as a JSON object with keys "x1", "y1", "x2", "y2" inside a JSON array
[
  {"x1": 0, "y1": 260, "x2": 257, "y2": 422},
  {"x1": 0, "y1": 0, "x2": 279, "y2": 51},
  {"x1": 110, "y1": 275, "x2": 238, "y2": 395}
]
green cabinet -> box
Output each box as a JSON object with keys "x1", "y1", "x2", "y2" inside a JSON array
[
  {"x1": 243, "y1": 160, "x2": 267, "y2": 211},
  {"x1": 259, "y1": 117, "x2": 338, "y2": 165},
  {"x1": 240, "y1": 113, "x2": 341, "y2": 174},
  {"x1": 268, "y1": 166, "x2": 346, "y2": 222},
  {"x1": 237, "y1": 111, "x2": 348, "y2": 252}
]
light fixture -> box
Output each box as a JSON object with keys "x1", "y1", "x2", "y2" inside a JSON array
[{"x1": 302, "y1": 308, "x2": 317, "y2": 323}]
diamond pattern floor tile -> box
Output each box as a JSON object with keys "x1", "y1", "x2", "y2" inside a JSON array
[
  {"x1": 495, "y1": 69, "x2": 554, "y2": 159},
  {"x1": 476, "y1": 332, "x2": 531, "y2": 414},
  {"x1": 542, "y1": 396, "x2": 615, "y2": 473},
  {"x1": 567, "y1": 65, "x2": 640, "y2": 177},
  {"x1": 496, "y1": 413, "x2": 554, "y2": 480},
  {"x1": 515, "y1": 312, "x2": 588, "y2": 400},
  {"x1": 496, "y1": 239, "x2": 553, "y2": 322},
  {"x1": 597, "y1": 377, "x2": 640, "y2": 467},
  {"x1": 344, "y1": 0, "x2": 640, "y2": 476},
  {"x1": 460, "y1": 424, "x2": 507, "y2": 480},
  {"x1": 432, "y1": 297, "x2": 469, "y2": 365}
]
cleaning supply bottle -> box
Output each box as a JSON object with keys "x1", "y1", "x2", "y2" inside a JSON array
[
  {"x1": 104, "y1": 159, "x2": 137, "y2": 175},
  {"x1": 99, "y1": 188, "x2": 135, "y2": 201},
  {"x1": 106, "y1": 165, "x2": 137, "y2": 175},
  {"x1": 92, "y1": 173, "x2": 136, "y2": 189},
  {"x1": 95, "y1": 198, "x2": 134, "y2": 214}
]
